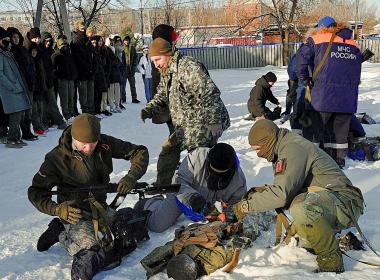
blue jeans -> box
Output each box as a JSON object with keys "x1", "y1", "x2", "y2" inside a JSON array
[{"x1": 143, "y1": 78, "x2": 152, "y2": 102}]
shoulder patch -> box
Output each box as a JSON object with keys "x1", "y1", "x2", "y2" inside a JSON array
[{"x1": 274, "y1": 158, "x2": 287, "y2": 175}]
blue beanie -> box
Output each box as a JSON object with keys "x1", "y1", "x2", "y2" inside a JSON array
[{"x1": 318, "y1": 16, "x2": 336, "y2": 28}]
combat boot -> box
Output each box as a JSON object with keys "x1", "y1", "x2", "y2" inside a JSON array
[
  {"x1": 315, "y1": 248, "x2": 344, "y2": 273},
  {"x1": 37, "y1": 218, "x2": 65, "y2": 252}
]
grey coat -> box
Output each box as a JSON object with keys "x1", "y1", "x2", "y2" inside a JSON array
[
  {"x1": 0, "y1": 49, "x2": 31, "y2": 114},
  {"x1": 143, "y1": 147, "x2": 247, "y2": 233}
]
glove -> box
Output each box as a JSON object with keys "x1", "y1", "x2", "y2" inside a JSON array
[
  {"x1": 233, "y1": 199, "x2": 250, "y2": 221},
  {"x1": 140, "y1": 108, "x2": 153, "y2": 123},
  {"x1": 117, "y1": 174, "x2": 137, "y2": 194},
  {"x1": 55, "y1": 201, "x2": 82, "y2": 225},
  {"x1": 208, "y1": 124, "x2": 223, "y2": 138},
  {"x1": 223, "y1": 204, "x2": 236, "y2": 223}
]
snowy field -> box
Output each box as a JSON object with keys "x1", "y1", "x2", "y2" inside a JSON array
[{"x1": 1, "y1": 63, "x2": 380, "y2": 280}]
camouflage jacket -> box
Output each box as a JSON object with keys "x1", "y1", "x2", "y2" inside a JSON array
[
  {"x1": 145, "y1": 51, "x2": 230, "y2": 150},
  {"x1": 28, "y1": 126, "x2": 149, "y2": 216}
]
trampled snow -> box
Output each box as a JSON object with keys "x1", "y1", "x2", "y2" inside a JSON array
[{"x1": 1, "y1": 63, "x2": 380, "y2": 279}]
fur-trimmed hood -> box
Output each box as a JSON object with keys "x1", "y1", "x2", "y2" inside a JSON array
[{"x1": 306, "y1": 22, "x2": 353, "y2": 40}]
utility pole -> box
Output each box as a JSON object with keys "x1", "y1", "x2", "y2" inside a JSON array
[
  {"x1": 354, "y1": 0, "x2": 360, "y2": 39},
  {"x1": 59, "y1": 0, "x2": 72, "y2": 42},
  {"x1": 34, "y1": 0, "x2": 43, "y2": 28}
]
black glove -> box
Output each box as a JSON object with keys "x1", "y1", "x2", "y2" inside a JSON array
[{"x1": 140, "y1": 108, "x2": 153, "y2": 123}]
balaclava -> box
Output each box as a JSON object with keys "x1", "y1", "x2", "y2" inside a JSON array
[{"x1": 248, "y1": 119, "x2": 279, "y2": 162}]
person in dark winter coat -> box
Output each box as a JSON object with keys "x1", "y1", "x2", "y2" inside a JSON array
[
  {"x1": 0, "y1": 27, "x2": 32, "y2": 148},
  {"x1": 40, "y1": 31, "x2": 66, "y2": 128},
  {"x1": 7, "y1": 27, "x2": 37, "y2": 141},
  {"x1": 247, "y1": 72, "x2": 281, "y2": 120},
  {"x1": 70, "y1": 21, "x2": 95, "y2": 114},
  {"x1": 90, "y1": 36, "x2": 109, "y2": 116},
  {"x1": 51, "y1": 38, "x2": 78, "y2": 121},
  {"x1": 28, "y1": 113, "x2": 149, "y2": 280},
  {"x1": 122, "y1": 35, "x2": 139, "y2": 103},
  {"x1": 29, "y1": 42, "x2": 47, "y2": 135},
  {"x1": 297, "y1": 16, "x2": 362, "y2": 168},
  {"x1": 105, "y1": 36, "x2": 122, "y2": 113}
]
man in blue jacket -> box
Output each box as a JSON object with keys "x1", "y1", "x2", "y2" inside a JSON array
[{"x1": 297, "y1": 16, "x2": 362, "y2": 168}]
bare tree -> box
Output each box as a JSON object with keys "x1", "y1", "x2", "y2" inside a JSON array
[
  {"x1": 264, "y1": 0, "x2": 316, "y2": 66},
  {"x1": 67, "y1": 0, "x2": 112, "y2": 28}
]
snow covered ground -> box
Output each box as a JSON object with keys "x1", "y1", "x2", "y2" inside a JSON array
[{"x1": 1, "y1": 63, "x2": 380, "y2": 280}]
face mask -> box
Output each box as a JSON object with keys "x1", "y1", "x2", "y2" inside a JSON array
[{"x1": 206, "y1": 164, "x2": 236, "y2": 191}]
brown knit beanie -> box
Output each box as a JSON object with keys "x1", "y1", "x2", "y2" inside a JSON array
[
  {"x1": 149, "y1": 37, "x2": 173, "y2": 57},
  {"x1": 71, "y1": 113, "x2": 101, "y2": 143},
  {"x1": 248, "y1": 119, "x2": 279, "y2": 162}
]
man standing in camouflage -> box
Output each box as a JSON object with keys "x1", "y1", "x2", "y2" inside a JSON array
[
  {"x1": 141, "y1": 37, "x2": 230, "y2": 186},
  {"x1": 233, "y1": 119, "x2": 364, "y2": 273},
  {"x1": 28, "y1": 113, "x2": 149, "y2": 280}
]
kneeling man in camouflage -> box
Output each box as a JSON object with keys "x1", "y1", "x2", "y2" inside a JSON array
[{"x1": 233, "y1": 119, "x2": 364, "y2": 273}]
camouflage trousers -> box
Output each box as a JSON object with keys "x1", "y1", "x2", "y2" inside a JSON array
[
  {"x1": 59, "y1": 210, "x2": 115, "y2": 256},
  {"x1": 156, "y1": 132, "x2": 182, "y2": 186},
  {"x1": 289, "y1": 190, "x2": 362, "y2": 272}
]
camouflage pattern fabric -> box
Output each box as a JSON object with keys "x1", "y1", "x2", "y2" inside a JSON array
[
  {"x1": 145, "y1": 51, "x2": 230, "y2": 151},
  {"x1": 59, "y1": 220, "x2": 100, "y2": 256}
]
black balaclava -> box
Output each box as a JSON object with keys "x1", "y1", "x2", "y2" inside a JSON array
[{"x1": 206, "y1": 143, "x2": 237, "y2": 191}]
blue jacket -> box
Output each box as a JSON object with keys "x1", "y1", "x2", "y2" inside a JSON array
[
  {"x1": 287, "y1": 54, "x2": 298, "y2": 81},
  {"x1": 297, "y1": 27, "x2": 362, "y2": 113},
  {"x1": 0, "y1": 49, "x2": 31, "y2": 114}
]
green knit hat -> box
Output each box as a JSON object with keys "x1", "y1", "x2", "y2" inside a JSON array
[
  {"x1": 71, "y1": 113, "x2": 100, "y2": 143},
  {"x1": 149, "y1": 37, "x2": 173, "y2": 56}
]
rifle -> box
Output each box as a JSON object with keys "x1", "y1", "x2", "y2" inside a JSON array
[{"x1": 48, "y1": 182, "x2": 181, "y2": 209}]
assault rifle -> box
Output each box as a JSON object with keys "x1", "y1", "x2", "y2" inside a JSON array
[{"x1": 48, "y1": 182, "x2": 181, "y2": 209}]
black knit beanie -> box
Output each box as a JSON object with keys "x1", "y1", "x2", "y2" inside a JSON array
[
  {"x1": 152, "y1": 24, "x2": 176, "y2": 43},
  {"x1": 0, "y1": 27, "x2": 9, "y2": 40},
  {"x1": 208, "y1": 143, "x2": 236, "y2": 173},
  {"x1": 264, "y1": 72, "x2": 277, "y2": 83},
  {"x1": 29, "y1": 27, "x2": 41, "y2": 39}
]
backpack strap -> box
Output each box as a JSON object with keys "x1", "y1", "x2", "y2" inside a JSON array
[{"x1": 305, "y1": 28, "x2": 337, "y2": 102}]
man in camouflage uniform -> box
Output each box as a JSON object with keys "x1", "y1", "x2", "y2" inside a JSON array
[
  {"x1": 141, "y1": 37, "x2": 230, "y2": 186},
  {"x1": 28, "y1": 113, "x2": 149, "y2": 280},
  {"x1": 233, "y1": 119, "x2": 364, "y2": 273}
]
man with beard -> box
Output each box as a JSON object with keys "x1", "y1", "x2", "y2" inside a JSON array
[
  {"x1": 141, "y1": 38, "x2": 230, "y2": 186},
  {"x1": 28, "y1": 113, "x2": 149, "y2": 279},
  {"x1": 134, "y1": 143, "x2": 246, "y2": 233},
  {"x1": 233, "y1": 119, "x2": 364, "y2": 273}
]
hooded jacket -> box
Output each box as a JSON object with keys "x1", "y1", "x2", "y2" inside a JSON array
[
  {"x1": 51, "y1": 45, "x2": 78, "y2": 81},
  {"x1": 247, "y1": 76, "x2": 279, "y2": 117},
  {"x1": 28, "y1": 127, "x2": 149, "y2": 217},
  {"x1": 7, "y1": 27, "x2": 35, "y2": 91},
  {"x1": 297, "y1": 23, "x2": 362, "y2": 113}
]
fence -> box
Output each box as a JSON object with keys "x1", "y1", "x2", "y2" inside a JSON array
[{"x1": 179, "y1": 40, "x2": 380, "y2": 70}]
